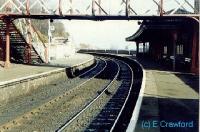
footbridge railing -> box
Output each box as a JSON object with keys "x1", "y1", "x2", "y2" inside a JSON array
[{"x1": 0, "y1": 0, "x2": 199, "y2": 19}]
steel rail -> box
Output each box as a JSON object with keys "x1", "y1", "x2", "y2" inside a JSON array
[
  {"x1": 66, "y1": 58, "x2": 107, "y2": 95},
  {"x1": 56, "y1": 58, "x2": 120, "y2": 132},
  {"x1": 110, "y1": 60, "x2": 134, "y2": 132},
  {"x1": 125, "y1": 57, "x2": 145, "y2": 132},
  {"x1": 78, "y1": 58, "x2": 99, "y2": 77}
]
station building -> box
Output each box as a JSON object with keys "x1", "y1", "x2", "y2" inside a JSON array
[
  {"x1": 126, "y1": 17, "x2": 199, "y2": 75},
  {"x1": 49, "y1": 36, "x2": 75, "y2": 61}
]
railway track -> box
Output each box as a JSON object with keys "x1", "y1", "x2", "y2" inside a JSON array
[
  {"x1": 0, "y1": 58, "x2": 106, "y2": 130},
  {"x1": 56, "y1": 59, "x2": 133, "y2": 132},
  {"x1": 0, "y1": 55, "x2": 143, "y2": 132}
]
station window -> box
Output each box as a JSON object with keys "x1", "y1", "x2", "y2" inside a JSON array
[
  {"x1": 177, "y1": 45, "x2": 183, "y2": 55},
  {"x1": 177, "y1": 45, "x2": 179, "y2": 54},
  {"x1": 164, "y1": 46, "x2": 167, "y2": 54}
]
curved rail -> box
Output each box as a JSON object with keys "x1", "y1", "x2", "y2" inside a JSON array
[
  {"x1": 56, "y1": 59, "x2": 120, "y2": 132},
  {"x1": 72, "y1": 58, "x2": 107, "y2": 90},
  {"x1": 0, "y1": 55, "x2": 142, "y2": 132},
  {"x1": 76, "y1": 52, "x2": 144, "y2": 132},
  {"x1": 110, "y1": 60, "x2": 134, "y2": 131},
  {"x1": 125, "y1": 58, "x2": 145, "y2": 132},
  {"x1": 78, "y1": 58, "x2": 100, "y2": 77}
]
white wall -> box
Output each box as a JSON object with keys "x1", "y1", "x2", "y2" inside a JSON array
[{"x1": 49, "y1": 43, "x2": 75, "y2": 60}]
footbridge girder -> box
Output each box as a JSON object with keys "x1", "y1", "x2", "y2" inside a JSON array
[
  {"x1": 0, "y1": 0, "x2": 199, "y2": 20},
  {"x1": 0, "y1": 0, "x2": 199, "y2": 68}
]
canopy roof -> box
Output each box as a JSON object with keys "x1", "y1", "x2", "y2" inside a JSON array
[
  {"x1": 125, "y1": 19, "x2": 185, "y2": 42},
  {"x1": 126, "y1": 8, "x2": 194, "y2": 42}
]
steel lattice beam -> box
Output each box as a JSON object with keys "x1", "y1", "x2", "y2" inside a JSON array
[{"x1": 0, "y1": 0, "x2": 198, "y2": 19}]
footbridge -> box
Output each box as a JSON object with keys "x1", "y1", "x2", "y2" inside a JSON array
[
  {"x1": 0, "y1": 0, "x2": 199, "y2": 19},
  {"x1": 0, "y1": 0, "x2": 199, "y2": 68}
]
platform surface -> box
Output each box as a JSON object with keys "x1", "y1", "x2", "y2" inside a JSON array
[
  {"x1": 0, "y1": 53, "x2": 94, "y2": 83},
  {"x1": 134, "y1": 57, "x2": 199, "y2": 132},
  {"x1": 49, "y1": 53, "x2": 94, "y2": 67}
]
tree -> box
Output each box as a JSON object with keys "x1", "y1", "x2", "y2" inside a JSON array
[
  {"x1": 52, "y1": 22, "x2": 69, "y2": 38},
  {"x1": 79, "y1": 43, "x2": 90, "y2": 49},
  {"x1": 31, "y1": 20, "x2": 69, "y2": 39}
]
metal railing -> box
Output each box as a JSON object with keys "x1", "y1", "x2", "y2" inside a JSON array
[{"x1": 0, "y1": 0, "x2": 198, "y2": 17}]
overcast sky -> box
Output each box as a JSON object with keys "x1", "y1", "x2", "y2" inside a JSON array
[{"x1": 63, "y1": 20, "x2": 139, "y2": 50}]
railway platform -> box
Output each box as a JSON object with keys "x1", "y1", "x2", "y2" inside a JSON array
[
  {"x1": 131, "y1": 57, "x2": 199, "y2": 132},
  {"x1": 49, "y1": 53, "x2": 94, "y2": 69},
  {"x1": 0, "y1": 53, "x2": 94, "y2": 103},
  {"x1": 0, "y1": 53, "x2": 94, "y2": 82}
]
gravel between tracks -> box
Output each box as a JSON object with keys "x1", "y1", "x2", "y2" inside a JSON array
[
  {"x1": 62, "y1": 60, "x2": 133, "y2": 132},
  {"x1": 63, "y1": 80, "x2": 122, "y2": 132}
]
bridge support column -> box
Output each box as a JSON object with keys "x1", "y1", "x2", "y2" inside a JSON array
[
  {"x1": 191, "y1": 24, "x2": 199, "y2": 74},
  {"x1": 160, "y1": 0, "x2": 163, "y2": 16},
  {"x1": 5, "y1": 19, "x2": 11, "y2": 68}
]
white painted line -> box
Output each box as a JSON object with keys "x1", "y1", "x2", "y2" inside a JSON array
[
  {"x1": 0, "y1": 56, "x2": 95, "y2": 86},
  {"x1": 71, "y1": 56, "x2": 94, "y2": 68},
  {"x1": 126, "y1": 60, "x2": 146, "y2": 132},
  {"x1": 0, "y1": 68, "x2": 64, "y2": 86},
  {"x1": 151, "y1": 70, "x2": 195, "y2": 75}
]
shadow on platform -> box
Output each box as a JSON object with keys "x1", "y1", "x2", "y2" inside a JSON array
[
  {"x1": 135, "y1": 56, "x2": 199, "y2": 94},
  {"x1": 174, "y1": 74, "x2": 199, "y2": 94},
  {"x1": 135, "y1": 96, "x2": 199, "y2": 132},
  {"x1": 131, "y1": 56, "x2": 199, "y2": 132}
]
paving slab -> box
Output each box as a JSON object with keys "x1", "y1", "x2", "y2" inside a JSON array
[
  {"x1": 0, "y1": 64, "x2": 59, "y2": 83},
  {"x1": 49, "y1": 53, "x2": 94, "y2": 67},
  {"x1": 0, "y1": 53, "x2": 94, "y2": 83},
  {"x1": 134, "y1": 58, "x2": 199, "y2": 132}
]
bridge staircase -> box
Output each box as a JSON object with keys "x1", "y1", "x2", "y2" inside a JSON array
[{"x1": 0, "y1": 19, "x2": 46, "y2": 65}]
